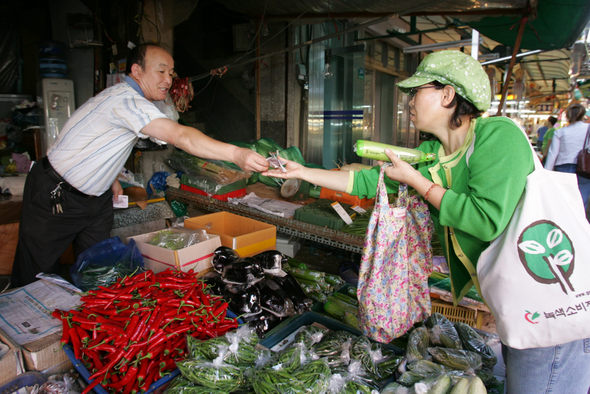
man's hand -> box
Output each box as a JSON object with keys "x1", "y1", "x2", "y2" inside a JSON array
[
  {"x1": 233, "y1": 148, "x2": 269, "y2": 173},
  {"x1": 111, "y1": 179, "x2": 123, "y2": 200}
]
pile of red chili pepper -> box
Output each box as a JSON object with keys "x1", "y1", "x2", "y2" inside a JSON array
[
  {"x1": 52, "y1": 268, "x2": 238, "y2": 394},
  {"x1": 169, "y1": 76, "x2": 194, "y2": 113}
]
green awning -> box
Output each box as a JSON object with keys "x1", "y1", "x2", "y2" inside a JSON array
[{"x1": 462, "y1": 0, "x2": 590, "y2": 50}]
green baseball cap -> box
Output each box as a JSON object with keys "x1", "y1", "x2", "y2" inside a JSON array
[{"x1": 397, "y1": 50, "x2": 491, "y2": 111}]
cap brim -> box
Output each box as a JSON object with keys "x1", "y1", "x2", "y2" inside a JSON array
[{"x1": 396, "y1": 75, "x2": 435, "y2": 92}]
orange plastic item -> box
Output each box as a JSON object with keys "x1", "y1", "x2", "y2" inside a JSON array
[{"x1": 319, "y1": 187, "x2": 374, "y2": 208}]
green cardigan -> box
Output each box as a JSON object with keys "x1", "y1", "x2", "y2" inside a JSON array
[{"x1": 350, "y1": 117, "x2": 534, "y2": 304}]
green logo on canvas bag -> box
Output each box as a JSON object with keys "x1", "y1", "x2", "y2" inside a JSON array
[{"x1": 517, "y1": 220, "x2": 575, "y2": 295}]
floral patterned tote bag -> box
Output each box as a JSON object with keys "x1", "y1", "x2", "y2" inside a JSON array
[{"x1": 357, "y1": 165, "x2": 434, "y2": 343}]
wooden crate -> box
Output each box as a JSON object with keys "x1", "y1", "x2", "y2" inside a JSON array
[{"x1": 431, "y1": 299, "x2": 483, "y2": 329}]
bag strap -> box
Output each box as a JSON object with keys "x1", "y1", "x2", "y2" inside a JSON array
[
  {"x1": 465, "y1": 119, "x2": 541, "y2": 171},
  {"x1": 376, "y1": 164, "x2": 408, "y2": 207},
  {"x1": 584, "y1": 125, "x2": 590, "y2": 152}
]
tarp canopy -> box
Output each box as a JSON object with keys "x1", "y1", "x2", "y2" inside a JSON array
[{"x1": 459, "y1": 0, "x2": 590, "y2": 50}]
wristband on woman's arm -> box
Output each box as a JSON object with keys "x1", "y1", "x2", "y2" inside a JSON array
[{"x1": 424, "y1": 183, "x2": 438, "y2": 202}]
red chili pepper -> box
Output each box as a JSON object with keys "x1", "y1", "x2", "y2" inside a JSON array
[
  {"x1": 59, "y1": 317, "x2": 70, "y2": 345},
  {"x1": 81, "y1": 378, "x2": 101, "y2": 394},
  {"x1": 108, "y1": 365, "x2": 137, "y2": 390},
  {"x1": 69, "y1": 323, "x2": 82, "y2": 360}
]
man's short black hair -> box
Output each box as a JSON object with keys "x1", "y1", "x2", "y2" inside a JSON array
[
  {"x1": 548, "y1": 116, "x2": 557, "y2": 126},
  {"x1": 125, "y1": 43, "x2": 164, "y2": 75}
]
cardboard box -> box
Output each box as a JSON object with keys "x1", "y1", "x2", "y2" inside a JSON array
[
  {"x1": 0, "y1": 328, "x2": 24, "y2": 386},
  {"x1": 0, "y1": 222, "x2": 18, "y2": 275},
  {"x1": 184, "y1": 212, "x2": 277, "y2": 257},
  {"x1": 0, "y1": 280, "x2": 81, "y2": 373},
  {"x1": 21, "y1": 332, "x2": 71, "y2": 373},
  {"x1": 129, "y1": 231, "x2": 221, "y2": 273}
]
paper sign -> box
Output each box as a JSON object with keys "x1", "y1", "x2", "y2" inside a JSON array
[
  {"x1": 351, "y1": 205, "x2": 367, "y2": 214},
  {"x1": 113, "y1": 194, "x2": 128, "y2": 208},
  {"x1": 331, "y1": 202, "x2": 353, "y2": 224}
]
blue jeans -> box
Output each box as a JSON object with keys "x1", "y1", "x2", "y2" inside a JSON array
[
  {"x1": 554, "y1": 164, "x2": 590, "y2": 213},
  {"x1": 502, "y1": 338, "x2": 590, "y2": 394}
]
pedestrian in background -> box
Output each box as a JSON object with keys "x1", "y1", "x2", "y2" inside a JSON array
[
  {"x1": 536, "y1": 115, "x2": 555, "y2": 150},
  {"x1": 540, "y1": 115, "x2": 558, "y2": 161},
  {"x1": 544, "y1": 103, "x2": 590, "y2": 212}
]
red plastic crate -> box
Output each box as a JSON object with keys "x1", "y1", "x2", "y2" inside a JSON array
[{"x1": 180, "y1": 183, "x2": 247, "y2": 201}]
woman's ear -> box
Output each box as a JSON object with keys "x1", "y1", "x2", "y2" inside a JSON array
[{"x1": 441, "y1": 85, "x2": 456, "y2": 107}]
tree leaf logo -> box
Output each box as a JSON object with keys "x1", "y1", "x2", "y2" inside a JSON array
[{"x1": 517, "y1": 220, "x2": 575, "y2": 294}]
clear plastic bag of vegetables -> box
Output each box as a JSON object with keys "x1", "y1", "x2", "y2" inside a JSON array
[
  {"x1": 424, "y1": 313, "x2": 462, "y2": 349},
  {"x1": 397, "y1": 359, "x2": 449, "y2": 386},
  {"x1": 253, "y1": 358, "x2": 332, "y2": 394},
  {"x1": 405, "y1": 326, "x2": 430, "y2": 363},
  {"x1": 454, "y1": 322, "x2": 498, "y2": 370},
  {"x1": 312, "y1": 330, "x2": 357, "y2": 357},
  {"x1": 327, "y1": 362, "x2": 380, "y2": 394},
  {"x1": 427, "y1": 347, "x2": 482, "y2": 373},
  {"x1": 176, "y1": 357, "x2": 245, "y2": 392},
  {"x1": 166, "y1": 376, "x2": 228, "y2": 394},
  {"x1": 147, "y1": 228, "x2": 210, "y2": 250},
  {"x1": 217, "y1": 325, "x2": 261, "y2": 367},
  {"x1": 350, "y1": 335, "x2": 397, "y2": 380},
  {"x1": 267, "y1": 342, "x2": 311, "y2": 373},
  {"x1": 186, "y1": 325, "x2": 261, "y2": 366},
  {"x1": 294, "y1": 324, "x2": 330, "y2": 348}
]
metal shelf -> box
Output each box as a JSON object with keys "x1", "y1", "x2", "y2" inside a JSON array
[{"x1": 166, "y1": 187, "x2": 365, "y2": 254}]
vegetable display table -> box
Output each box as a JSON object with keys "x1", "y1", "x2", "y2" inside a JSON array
[{"x1": 166, "y1": 186, "x2": 365, "y2": 254}]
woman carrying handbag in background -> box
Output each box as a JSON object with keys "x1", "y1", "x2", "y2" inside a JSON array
[
  {"x1": 544, "y1": 103, "x2": 590, "y2": 214},
  {"x1": 263, "y1": 50, "x2": 590, "y2": 393}
]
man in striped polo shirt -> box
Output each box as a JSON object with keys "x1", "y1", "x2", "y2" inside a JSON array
[{"x1": 11, "y1": 44, "x2": 269, "y2": 287}]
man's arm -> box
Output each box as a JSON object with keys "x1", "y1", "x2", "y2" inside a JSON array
[{"x1": 141, "y1": 118, "x2": 268, "y2": 172}]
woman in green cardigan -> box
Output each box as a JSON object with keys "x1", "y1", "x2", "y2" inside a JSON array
[{"x1": 263, "y1": 50, "x2": 590, "y2": 393}]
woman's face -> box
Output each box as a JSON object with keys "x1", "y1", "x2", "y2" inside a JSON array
[{"x1": 408, "y1": 84, "x2": 442, "y2": 132}]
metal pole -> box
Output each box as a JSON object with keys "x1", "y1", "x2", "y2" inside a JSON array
[
  {"x1": 471, "y1": 29, "x2": 479, "y2": 60},
  {"x1": 256, "y1": 19, "x2": 262, "y2": 140},
  {"x1": 496, "y1": 16, "x2": 528, "y2": 116}
]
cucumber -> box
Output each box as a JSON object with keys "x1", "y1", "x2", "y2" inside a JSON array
[
  {"x1": 289, "y1": 266, "x2": 325, "y2": 282},
  {"x1": 325, "y1": 273, "x2": 344, "y2": 286},
  {"x1": 323, "y1": 299, "x2": 346, "y2": 319},
  {"x1": 450, "y1": 377, "x2": 470, "y2": 394},
  {"x1": 467, "y1": 376, "x2": 487, "y2": 394},
  {"x1": 331, "y1": 291, "x2": 359, "y2": 307},
  {"x1": 343, "y1": 311, "x2": 360, "y2": 329},
  {"x1": 323, "y1": 295, "x2": 358, "y2": 320}
]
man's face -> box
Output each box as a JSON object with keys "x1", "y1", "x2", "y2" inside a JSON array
[{"x1": 132, "y1": 46, "x2": 174, "y2": 101}]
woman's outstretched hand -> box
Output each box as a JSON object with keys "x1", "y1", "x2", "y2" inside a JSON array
[{"x1": 261, "y1": 156, "x2": 305, "y2": 179}]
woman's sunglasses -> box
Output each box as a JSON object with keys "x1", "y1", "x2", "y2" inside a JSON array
[{"x1": 408, "y1": 85, "x2": 436, "y2": 98}]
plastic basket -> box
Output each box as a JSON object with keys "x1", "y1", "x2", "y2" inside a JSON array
[
  {"x1": 431, "y1": 300, "x2": 481, "y2": 328},
  {"x1": 260, "y1": 311, "x2": 403, "y2": 354},
  {"x1": 0, "y1": 372, "x2": 47, "y2": 393},
  {"x1": 65, "y1": 310, "x2": 242, "y2": 393}
]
